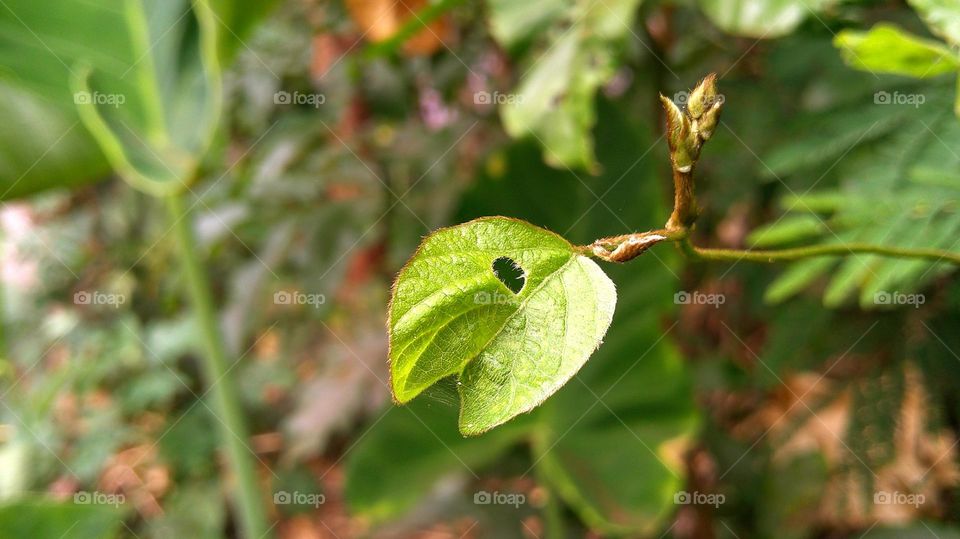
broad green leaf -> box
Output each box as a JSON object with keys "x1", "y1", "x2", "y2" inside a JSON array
[
  {"x1": 834, "y1": 24, "x2": 960, "y2": 78},
  {"x1": 485, "y1": 0, "x2": 566, "y2": 51},
  {"x1": 697, "y1": 0, "x2": 832, "y2": 38},
  {"x1": 0, "y1": 0, "x2": 275, "y2": 198},
  {"x1": 0, "y1": 499, "x2": 124, "y2": 538},
  {"x1": 352, "y1": 102, "x2": 696, "y2": 534},
  {"x1": 0, "y1": 81, "x2": 108, "y2": 199},
  {"x1": 208, "y1": 0, "x2": 280, "y2": 60},
  {"x1": 908, "y1": 0, "x2": 960, "y2": 46},
  {"x1": 862, "y1": 524, "x2": 960, "y2": 539},
  {"x1": 495, "y1": 0, "x2": 642, "y2": 171},
  {"x1": 344, "y1": 396, "x2": 528, "y2": 522},
  {"x1": 0, "y1": 0, "x2": 216, "y2": 195},
  {"x1": 459, "y1": 104, "x2": 695, "y2": 533},
  {"x1": 389, "y1": 216, "x2": 616, "y2": 435}
]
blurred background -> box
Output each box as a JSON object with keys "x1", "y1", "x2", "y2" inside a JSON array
[{"x1": 1, "y1": 0, "x2": 960, "y2": 537}]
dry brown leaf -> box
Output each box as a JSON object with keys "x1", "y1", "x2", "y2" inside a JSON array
[
  {"x1": 739, "y1": 363, "x2": 958, "y2": 528},
  {"x1": 344, "y1": 0, "x2": 451, "y2": 55}
]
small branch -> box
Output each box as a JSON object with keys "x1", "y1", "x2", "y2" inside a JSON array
[
  {"x1": 689, "y1": 242, "x2": 960, "y2": 265},
  {"x1": 165, "y1": 194, "x2": 272, "y2": 539},
  {"x1": 581, "y1": 74, "x2": 960, "y2": 270},
  {"x1": 666, "y1": 167, "x2": 697, "y2": 230}
]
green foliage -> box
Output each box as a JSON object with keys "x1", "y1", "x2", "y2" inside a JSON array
[
  {"x1": 834, "y1": 24, "x2": 959, "y2": 78},
  {"x1": 389, "y1": 217, "x2": 616, "y2": 435},
  {"x1": 351, "y1": 103, "x2": 698, "y2": 534},
  {"x1": 696, "y1": 0, "x2": 832, "y2": 37},
  {"x1": 0, "y1": 0, "x2": 274, "y2": 198},
  {"x1": 908, "y1": 0, "x2": 960, "y2": 45},
  {"x1": 0, "y1": 81, "x2": 109, "y2": 199},
  {"x1": 344, "y1": 397, "x2": 529, "y2": 522},
  {"x1": 757, "y1": 83, "x2": 960, "y2": 307},
  {"x1": 8, "y1": 0, "x2": 960, "y2": 537},
  {"x1": 0, "y1": 499, "x2": 124, "y2": 538},
  {"x1": 489, "y1": 0, "x2": 643, "y2": 172}
]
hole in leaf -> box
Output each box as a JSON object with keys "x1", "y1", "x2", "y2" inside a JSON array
[{"x1": 492, "y1": 257, "x2": 525, "y2": 294}]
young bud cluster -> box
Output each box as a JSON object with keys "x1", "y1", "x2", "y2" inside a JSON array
[{"x1": 660, "y1": 74, "x2": 722, "y2": 173}]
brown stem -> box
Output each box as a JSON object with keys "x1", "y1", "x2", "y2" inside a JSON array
[{"x1": 666, "y1": 167, "x2": 697, "y2": 231}]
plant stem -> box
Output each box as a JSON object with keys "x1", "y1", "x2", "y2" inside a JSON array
[
  {"x1": 688, "y1": 241, "x2": 960, "y2": 264},
  {"x1": 666, "y1": 167, "x2": 697, "y2": 230},
  {"x1": 165, "y1": 193, "x2": 271, "y2": 539},
  {"x1": 541, "y1": 481, "x2": 565, "y2": 539}
]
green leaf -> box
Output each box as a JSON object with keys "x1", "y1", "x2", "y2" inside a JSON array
[
  {"x1": 389, "y1": 216, "x2": 616, "y2": 435},
  {"x1": 0, "y1": 80, "x2": 108, "y2": 200},
  {"x1": 834, "y1": 24, "x2": 960, "y2": 78},
  {"x1": 908, "y1": 0, "x2": 960, "y2": 46},
  {"x1": 352, "y1": 102, "x2": 696, "y2": 534},
  {"x1": 747, "y1": 214, "x2": 827, "y2": 247},
  {"x1": 697, "y1": 0, "x2": 832, "y2": 38},
  {"x1": 861, "y1": 524, "x2": 960, "y2": 539},
  {"x1": 0, "y1": 0, "x2": 275, "y2": 198},
  {"x1": 0, "y1": 0, "x2": 216, "y2": 195},
  {"x1": 760, "y1": 83, "x2": 960, "y2": 307},
  {"x1": 0, "y1": 499, "x2": 124, "y2": 538},
  {"x1": 457, "y1": 106, "x2": 696, "y2": 532},
  {"x1": 485, "y1": 0, "x2": 567, "y2": 51},
  {"x1": 493, "y1": 0, "x2": 643, "y2": 171}
]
